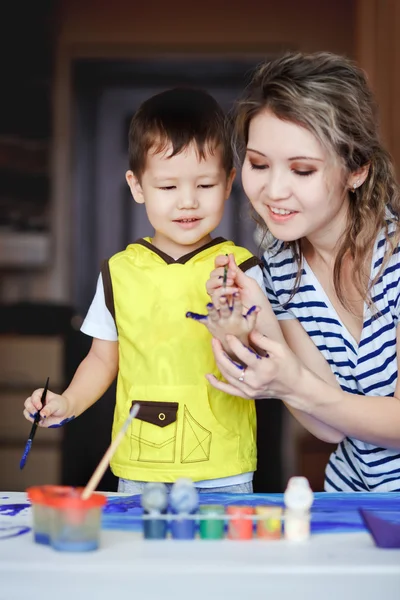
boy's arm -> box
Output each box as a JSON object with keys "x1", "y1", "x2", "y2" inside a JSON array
[
  {"x1": 62, "y1": 337, "x2": 119, "y2": 417},
  {"x1": 24, "y1": 338, "x2": 118, "y2": 427}
]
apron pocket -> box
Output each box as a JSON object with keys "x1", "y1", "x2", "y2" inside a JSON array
[{"x1": 130, "y1": 400, "x2": 178, "y2": 463}]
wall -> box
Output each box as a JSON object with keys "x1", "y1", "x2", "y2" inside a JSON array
[{"x1": 43, "y1": 0, "x2": 355, "y2": 304}]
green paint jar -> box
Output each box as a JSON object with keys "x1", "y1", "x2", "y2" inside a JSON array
[{"x1": 199, "y1": 504, "x2": 225, "y2": 539}]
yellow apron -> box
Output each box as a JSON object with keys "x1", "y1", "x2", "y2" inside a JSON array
[{"x1": 103, "y1": 237, "x2": 258, "y2": 482}]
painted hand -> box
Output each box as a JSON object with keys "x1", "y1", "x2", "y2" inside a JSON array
[
  {"x1": 23, "y1": 389, "x2": 75, "y2": 428},
  {"x1": 186, "y1": 292, "x2": 260, "y2": 346}
]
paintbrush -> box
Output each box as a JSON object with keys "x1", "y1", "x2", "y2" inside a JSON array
[
  {"x1": 20, "y1": 377, "x2": 49, "y2": 470},
  {"x1": 222, "y1": 253, "x2": 229, "y2": 288},
  {"x1": 81, "y1": 402, "x2": 140, "y2": 500}
]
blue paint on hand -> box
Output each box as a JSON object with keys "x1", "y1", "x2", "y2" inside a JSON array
[
  {"x1": 223, "y1": 352, "x2": 245, "y2": 369},
  {"x1": 186, "y1": 312, "x2": 207, "y2": 321},
  {"x1": 48, "y1": 416, "x2": 76, "y2": 429},
  {"x1": 246, "y1": 305, "x2": 257, "y2": 315},
  {"x1": 19, "y1": 439, "x2": 32, "y2": 470},
  {"x1": 241, "y1": 342, "x2": 262, "y2": 359}
]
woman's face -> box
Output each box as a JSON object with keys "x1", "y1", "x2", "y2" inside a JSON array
[{"x1": 241, "y1": 109, "x2": 349, "y2": 250}]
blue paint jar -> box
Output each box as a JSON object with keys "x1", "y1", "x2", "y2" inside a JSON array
[
  {"x1": 143, "y1": 512, "x2": 168, "y2": 540},
  {"x1": 170, "y1": 515, "x2": 196, "y2": 540}
]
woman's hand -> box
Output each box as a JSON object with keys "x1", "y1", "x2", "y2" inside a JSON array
[
  {"x1": 206, "y1": 329, "x2": 308, "y2": 409},
  {"x1": 206, "y1": 254, "x2": 267, "y2": 312}
]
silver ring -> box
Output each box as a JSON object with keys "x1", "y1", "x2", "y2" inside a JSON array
[{"x1": 238, "y1": 369, "x2": 246, "y2": 382}]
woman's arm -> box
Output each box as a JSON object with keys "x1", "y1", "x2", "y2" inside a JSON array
[
  {"x1": 279, "y1": 319, "x2": 345, "y2": 443},
  {"x1": 207, "y1": 329, "x2": 400, "y2": 449}
]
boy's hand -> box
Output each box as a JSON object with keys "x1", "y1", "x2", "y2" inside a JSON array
[
  {"x1": 186, "y1": 293, "x2": 260, "y2": 347},
  {"x1": 23, "y1": 389, "x2": 74, "y2": 429}
]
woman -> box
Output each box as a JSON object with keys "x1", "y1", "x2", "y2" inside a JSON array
[{"x1": 189, "y1": 51, "x2": 400, "y2": 492}]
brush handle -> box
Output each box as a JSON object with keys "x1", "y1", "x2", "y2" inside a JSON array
[
  {"x1": 29, "y1": 377, "x2": 50, "y2": 441},
  {"x1": 28, "y1": 421, "x2": 38, "y2": 443},
  {"x1": 81, "y1": 403, "x2": 140, "y2": 500},
  {"x1": 222, "y1": 253, "x2": 229, "y2": 287}
]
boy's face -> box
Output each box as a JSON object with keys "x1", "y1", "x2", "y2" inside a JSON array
[{"x1": 126, "y1": 142, "x2": 235, "y2": 259}]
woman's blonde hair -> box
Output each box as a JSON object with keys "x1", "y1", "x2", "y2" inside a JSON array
[{"x1": 234, "y1": 51, "x2": 400, "y2": 309}]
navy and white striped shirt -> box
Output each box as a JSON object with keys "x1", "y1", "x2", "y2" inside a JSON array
[{"x1": 262, "y1": 224, "x2": 400, "y2": 492}]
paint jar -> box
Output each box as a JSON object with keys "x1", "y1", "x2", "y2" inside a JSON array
[
  {"x1": 27, "y1": 485, "x2": 74, "y2": 545},
  {"x1": 141, "y1": 483, "x2": 168, "y2": 540},
  {"x1": 226, "y1": 505, "x2": 254, "y2": 540},
  {"x1": 170, "y1": 513, "x2": 197, "y2": 539},
  {"x1": 255, "y1": 506, "x2": 282, "y2": 540},
  {"x1": 47, "y1": 489, "x2": 106, "y2": 552},
  {"x1": 143, "y1": 511, "x2": 168, "y2": 540},
  {"x1": 169, "y1": 479, "x2": 198, "y2": 540},
  {"x1": 199, "y1": 505, "x2": 225, "y2": 540}
]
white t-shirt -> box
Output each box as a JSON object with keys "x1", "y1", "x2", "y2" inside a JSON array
[{"x1": 81, "y1": 264, "x2": 265, "y2": 488}]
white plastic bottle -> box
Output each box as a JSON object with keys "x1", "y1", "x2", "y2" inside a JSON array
[{"x1": 283, "y1": 476, "x2": 314, "y2": 542}]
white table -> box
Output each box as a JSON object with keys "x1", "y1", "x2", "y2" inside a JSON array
[{"x1": 1, "y1": 492, "x2": 399, "y2": 600}]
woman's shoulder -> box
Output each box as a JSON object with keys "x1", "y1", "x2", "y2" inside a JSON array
[{"x1": 262, "y1": 238, "x2": 296, "y2": 272}]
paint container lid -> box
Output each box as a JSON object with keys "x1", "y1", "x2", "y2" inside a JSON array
[
  {"x1": 45, "y1": 487, "x2": 106, "y2": 509},
  {"x1": 27, "y1": 485, "x2": 75, "y2": 506}
]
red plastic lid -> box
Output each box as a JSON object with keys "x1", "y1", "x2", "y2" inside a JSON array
[
  {"x1": 27, "y1": 486, "x2": 45, "y2": 504},
  {"x1": 27, "y1": 485, "x2": 106, "y2": 509},
  {"x1": 45, "y1": 487, "x2": 106, "y2": 509},
  {"x1": 27, "y1": 485, "x2": 75, "y2": 505}
]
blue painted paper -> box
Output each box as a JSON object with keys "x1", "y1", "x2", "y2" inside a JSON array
[{"x1": 102, "y1": 492, "x2": 400, "y2": 534}]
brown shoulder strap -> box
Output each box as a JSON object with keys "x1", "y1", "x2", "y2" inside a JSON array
[
  {"x1": 100, "y1": 259, "x2": 115, "y2": 321},
  {"x1": 238, "y1": 256, "x2": 263, "y2": 273}
]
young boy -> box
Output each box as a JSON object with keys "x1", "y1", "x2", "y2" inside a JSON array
[{"x1": 23, "y1": 88, "x2": 264, "y2": 494}]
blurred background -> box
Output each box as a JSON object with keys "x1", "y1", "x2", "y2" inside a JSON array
[{"x1": 0, "y1": 0, "x2": 399, "y2": 493}]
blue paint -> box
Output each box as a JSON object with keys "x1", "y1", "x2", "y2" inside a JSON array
[
  {"x1": 246, "y1": 306, "x2": 257, "y2": 315},
  {"x1": 223, "y1": 352, "x2": 244, "y2": 369},
  {"x1": 206, "y1": 303, "x2": 213, "y2": 308},
  {"x1": 0, "y1": 503, "x2": 30, "y2": 516},
  {"x1": 241, "y1": 342, "x2": 262, "y2": 359},
  {"x1": 186, "y1": 312, "x2": 207, "y2": 321},
  {"x1": 19, "y1": 439, "x2": 32, "y2": 469},
  {"x1": 48, "y1": 416, "x2": 76, "y2": 428},
  {"x1": 0, "y1": 526, "x2": 31, "y2": 540},
  {"x1": 34, "y1": 532, "x2": 50, "y2": 545},
  {"x1": 51, "y1": 539, "x2": 99, "y2": 552}
]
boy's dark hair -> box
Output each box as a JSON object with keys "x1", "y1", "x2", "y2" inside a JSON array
[{"x1": 128, "y1": 88, "x2": 233, "y2": 179}]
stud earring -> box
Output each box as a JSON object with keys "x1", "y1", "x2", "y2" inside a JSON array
[{"x1": 352, "y1": 180, "x2": 360, "y2": 192}]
